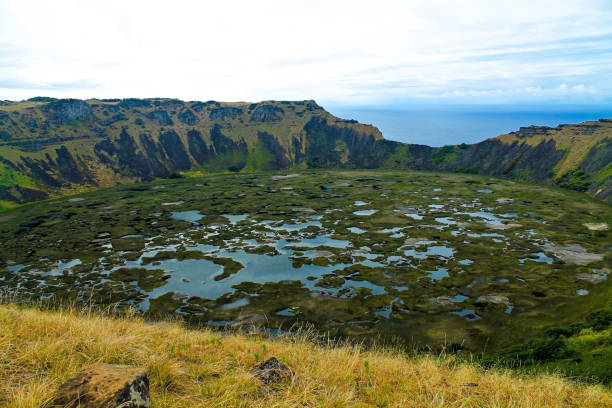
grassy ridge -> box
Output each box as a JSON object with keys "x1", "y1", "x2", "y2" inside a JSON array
[{"x1": 0, "y1": 303, "x2": 610, "y2": 407}]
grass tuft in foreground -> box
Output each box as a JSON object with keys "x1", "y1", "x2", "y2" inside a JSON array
[{"x1": 0, "y1": 303, "x2": 610, "y2": 407}]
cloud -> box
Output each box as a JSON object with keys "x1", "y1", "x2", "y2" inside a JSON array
[{"x1": 0, "y1": 0, "x2": 611, "y2": 105}]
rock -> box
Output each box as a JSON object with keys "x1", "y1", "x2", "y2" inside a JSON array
[
  {"x1": 119, "y1": 98, "x2": 151, "y2": 109},
  {"x1": 147, "y1": 110, "x2": 173, "y2": 125},
  {"x1": 496, "y1": 197, "x2": 514, "y2": 204},
  {"x1": 484, "y1": 222, "x2": 521, "y2": 230},
  {"x1": 178, "y1": 109, "x2": 199, "y2": 125},
  {"x1": 44, "y1": 99, "x2": 92, "y2": 125},
  {"x1": 253, "y1": 357, "x2": 294, "y2": 384},
  {"x1": 395, "y1": 206, "x2": 421, "y2": 214},
  {"x1": 250, "y1": 105, "x2": 284, "y2": 122},
  {"x1": 209, "y1": 107, "x2": 243, "y2": 121},
  {"x1": 171, "y1": 291, "x2": 189, "y2": 300},
  {"x1": 476, "y1": 294, "x2": 510, "y2": 304},
  {"x1": 402, "y1": 237, "x2": 429, "y2": 246},
  {"x1": 271, "y1": 173, "x2": 300, "y2": 180},
  {"x1": 543, "y1": 243, "x2": 603, "y2": 265},
  {"x1": 583, "y1": 223, "x2": 608, "y2": 231},
  {"x1": 52, "y1": 364, "x2": 150, "y2": 408},
  {"x1": 576, "y1": 273, "x2": 607, "y2": 284},
  {"x1": 511, "y1": 125, "x2": 553, "y2": 138}
]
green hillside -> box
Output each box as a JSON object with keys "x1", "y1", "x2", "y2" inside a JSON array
[{"x1": 0, "y1": 98, "x2": 610, "y2": 209}]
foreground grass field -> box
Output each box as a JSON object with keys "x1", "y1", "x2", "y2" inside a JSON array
[{"x1": 1, "y1": 304, "x2": 610, "y2": 407}]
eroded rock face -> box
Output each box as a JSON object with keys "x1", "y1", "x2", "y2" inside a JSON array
[
  {"x1": 178, "y1": 109, "x2": 199, "y2": 125},
  {"x1": 250, "y1": 105, "x2": 284, "y2": 122},
  {"x1": 52, "y1": 364, "x2": 151, "y2": 408},
  {"x1": 209, "y1": 106, "x2": 243, "y2": 121},
  {"x1": 44, "y1": 99, "x2": 92, "y2": 125},
  {"x1": 147, "y1": 110, "x2": 173, "y2": 125}
]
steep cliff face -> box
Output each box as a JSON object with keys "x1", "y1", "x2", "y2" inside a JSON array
[
  {"x1": 0, "y1": 98, "x2": 610, "y2": 207},
  {"x1": 424, "y1": 121, "x2": 612, "y2": 200},
  {"x1": 0, "y1": 98, "x2": 383, "y2": 206}
]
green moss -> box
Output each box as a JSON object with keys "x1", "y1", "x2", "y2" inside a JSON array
[
  {"x1": 146, "y1": 292, "x2": 185, "y2": 317},
  {"x1": 209, "y1": 257, "x2": 244, "y2": 280},
  {"x1": 108, "y1": 267, "x2": 167, "y2": 292}
]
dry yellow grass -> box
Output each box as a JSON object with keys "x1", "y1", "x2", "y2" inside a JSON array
[{"x1": 0, "y1": 304, "x2": 610, "y2": 408}]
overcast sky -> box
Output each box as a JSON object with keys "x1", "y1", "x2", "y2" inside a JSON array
[{"x1": 1, "y1": 0, "x2": 611, "y2": 106}]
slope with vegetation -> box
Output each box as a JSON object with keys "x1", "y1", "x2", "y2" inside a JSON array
[
  {"x1": 1, "y1": 98, "x2": 611, "y2": 209},
  {"x1": 1, "y1": 303, "x2": 610, "y2": 408}
]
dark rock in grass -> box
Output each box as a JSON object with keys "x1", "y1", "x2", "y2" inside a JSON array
[
  {"x1": 52, "y1": 364, "x2": 150, "y2": 408},
  {"x1": 253, "y1": 357, "x2": 294, "y2": 384}
]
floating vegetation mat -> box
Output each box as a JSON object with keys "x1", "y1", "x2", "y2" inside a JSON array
[{"x1": 1, "y1": 170, "x2": 610, "y2": 350}]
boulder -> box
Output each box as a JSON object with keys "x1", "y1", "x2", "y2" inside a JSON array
[
  {"x1": 542, "y1": 243, "x2": 603, "y2": 265},
  {"x1": 52, "y1": 364, "x2": 150, "y2": 408},
  {"x1": 253, "y1": 357, "x2": 294, "y2": 384}
]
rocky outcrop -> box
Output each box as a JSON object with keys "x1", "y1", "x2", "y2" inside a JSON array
[
  {"x1": 159, "y1": 130, "x2": 190, "y2": 170},
  {"x1": 54, "y1": 145, "x2": 91, "y2": 184},
  {"x1": 1, "y1": 97, "x2": 610, "y2": 206},
  {"x1": 119, "y1": 98, "x2": 151, "y2": 109},
  {"x1": 147, "y1": 110, "x2": 173, "y2": 126},
  {"x1": 510, "y1": 125, "x2": 553, "y2": 139},
  {"x1": 302, "y1": 116, "x2": 399, "y2": 168},
  {"x1": 178, "y1": 109, "x2": 199, "y2": 125},
  {"x1": 0, "y1": 185, "x2": 48, "y2": 203},
  {"x1": 210, "y1": 107, "x2": 243, "y2": 121},
  {"x1": 186, "y1": 129, "x2": 213, "y2": 165},
  {"x1": 258, "y1": 131, "x2": 291, "y2": 168},
  {"x1": 250, "y1": 105, "x2": 284, "y2": 122},
  {"x1": 52, "y1": 364, "x2": 150, "y2": 408},
  {"x1": 44, "y1": 99, "x2": 92, "y2": 125},
  {"x1": 94, "y1": 129, "x2": 171, "y2": 180}
]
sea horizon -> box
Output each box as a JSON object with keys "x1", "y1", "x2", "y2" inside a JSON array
[{"x1": 327, "y1": 105, "x2": 612, "y2": 146}]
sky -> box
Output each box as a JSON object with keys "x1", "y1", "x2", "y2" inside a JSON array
[{"x1": 0, "y1": 0, "x2": 611, "y2": 107}]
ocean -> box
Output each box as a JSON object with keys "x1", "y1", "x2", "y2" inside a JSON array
[{"x1": 327, "y1": 106, "x2": 612, "y2": 146}]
